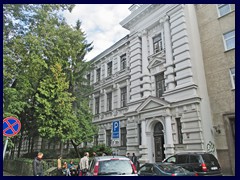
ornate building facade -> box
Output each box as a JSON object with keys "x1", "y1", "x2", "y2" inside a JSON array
[{"x1": 89, "y1": 4, "x2": 235, "y2": 170}]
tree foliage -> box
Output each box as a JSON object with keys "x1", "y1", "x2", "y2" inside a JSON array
[{"x1": 3, "y1": 4, "x2": 96, "y2": 157}]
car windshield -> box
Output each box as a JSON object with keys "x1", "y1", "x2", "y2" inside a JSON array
[
  {"x1": 98, "y1": 159, "x2": 133, "y2": 175},
  {"x1": 158, "y1": 164, "x2": 189, "y2": 173}
]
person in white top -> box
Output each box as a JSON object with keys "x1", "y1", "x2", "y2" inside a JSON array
[{"x1": 80, "y1": 152, "x2": 89, "y2": 176}]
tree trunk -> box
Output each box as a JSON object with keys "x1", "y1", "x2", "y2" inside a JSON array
[
  {"x1": 71, "y1": 140, "x2": 80, "y2": 158},
  {"x1": 17, "y1": 133, "x2": 23, "y2": 158},
  {"x1": 60, "y1": 141, "x2": 63, "y2": 156}
]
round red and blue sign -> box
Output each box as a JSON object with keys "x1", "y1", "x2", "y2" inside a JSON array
[{"x1": 3, "y1": 117, "x2": 21, "y2": 137}]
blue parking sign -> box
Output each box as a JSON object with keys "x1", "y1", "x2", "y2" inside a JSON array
[{"x1": 112, "y1": 121, "x2": 120, "y2": 139}]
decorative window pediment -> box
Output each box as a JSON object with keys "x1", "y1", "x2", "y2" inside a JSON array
[{"x1": 147, "y1": 52, "x2": 165, "y2": 70}]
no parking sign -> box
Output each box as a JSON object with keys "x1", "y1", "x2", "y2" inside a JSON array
[
  {"x1": 3, "y1": 116, "x2": 21, "y2": 137},
  {"x1": 3, "y1": 116, "x2": 21, "y2": 161}
]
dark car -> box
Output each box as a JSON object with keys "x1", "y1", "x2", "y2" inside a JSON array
[
  {"x1": 162, "y1": 152, "x2": 222, "y2": 176},
  {"x1": 87, "y1": 156, "x2": 138, "y2": 176},
  {"x1": 138, "y1": 162, "x2": 198, "y2": 176}
]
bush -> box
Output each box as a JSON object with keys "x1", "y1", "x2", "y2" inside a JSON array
[
  {"x1": 22, "y1": 149, "x2": 58, "y2": 159},
  {"x1": 78, "y1": 144, "x2": 112, "y2": 157}
]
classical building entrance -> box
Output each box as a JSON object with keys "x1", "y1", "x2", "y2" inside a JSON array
[{"x1": 154, "y1": 122, "x2": 165, "y2": 162}]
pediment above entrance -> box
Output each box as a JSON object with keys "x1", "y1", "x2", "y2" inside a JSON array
[{"x1": 136, "y1": 96, "x2": 170, "y2": 113}]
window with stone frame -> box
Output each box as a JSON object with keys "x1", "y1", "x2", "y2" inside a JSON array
[
  {"x1": 230, "y1": 67, "x2": 235, "y2": 89},
  {"x1": 176, "y1": 118, "x2": 183, "y2": 144},
  {"x1": 120, "y1": 54, "x2": 127, "y2": 70},
  {"x1": 120, "y1": 87, "x2": 127, "y2": 107},
  {"x1": 107, "y1": 92, "x2": 112, "y2": 111},
  {"x1": 106, "y1": 130, "x2": 111, "y2": 147},
  {"x1": 155, "y1": 73, "x2": 165, "y2": 97},
  {"x1": 153, "y1": 33, "x2": 163, "y2": 54},
  {"x1": 96, "y1": 68, "x2": 101, "y2": 82},
  {"x1": 217, "y1": 4, "x2": 232, "y2": 17},
  {"x1": 95, "y1": 96, "x2": 100, "y2": 114},
  {"x1": 87, "y1": 74, "x2": 90, "y2": 84},
  {"x1": 138, "y1": 123, "x2": 142, "y2": 145},
  {"x1": 107, "y1": 61, "x2": 112, "y2": 76},
  {"x1": 223, "y1": 30, "x2": 235, "y2": 51},
  {"x1": 120, "y1": 127, "x2": 127, "y2": 147}
]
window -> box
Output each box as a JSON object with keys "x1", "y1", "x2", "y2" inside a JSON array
[
  {"x1": 120, "y1": 54, "x2": 127, "y2": 70},
  {"x1": 107, "y1": 61, "x2": 112, "y2": 76},
  {"x1": 165, "y1": 156, "x2": 176, "y2": 163},
  {"x1": 107, "y1": 92, "x2": 112, "y2": 111},
  {"x1": 153, "y1": 34, "x2": 163, "y2": 54},
  {"x1": 223, "y1": 30, "x2": 235, "y2": 51},
  {"x1": 217, "y1": 4, "x2": 232, "y2": 17},
  {"x1": 230, "y1": 67, "x2": 235, "y2": 89},
  {"x1": 176, "y1": 118, "x2": 183, "y2": 144},
  {"x1": 189, "y1": 155, "x2": 200, "y2": 163},
  {"x1": 121, "y1": 127, "x2": 127, "y2": 147},
  {"x1": 106, "y1": 130, "x2": 111, "y2": 147},
  {"x1": 95, "y1": 97, "x2": 100, "y2": 114},
  {"x1": 155, "y1": 73, "x2": 165, "y2": 97},
  {"x1": 177, "y1": 155, "x2": 188, "y2": 164},
  {"x1": 121, "y1": 87, "x2": 127, "y2": 107},
  {"x1": 138, "y1": 124, "x2": 142, "y2": 145},
  {"x1": 96, "y1": 68, "x2": 101, "y2": 82},
  {"x1": 94, "y1": 134, "x2": 98, "y2": 146},
  {"x1": 87, "y1": 74, "x2": 90, "y2": 84}
]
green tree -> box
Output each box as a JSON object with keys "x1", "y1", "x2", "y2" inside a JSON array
[
  {"x1": 35, "y1": 63, "x2": 77, "y2": 154},
  {"x1": 3, "y1": 4, "x2": 96, "y2": 158}
]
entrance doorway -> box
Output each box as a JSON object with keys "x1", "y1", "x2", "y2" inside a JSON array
[{"x1": 154, "y1": 122, "x2": 165, "y2": 162}]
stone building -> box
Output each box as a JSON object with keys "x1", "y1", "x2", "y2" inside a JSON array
[
  {"x1": 196, "y1": 4, "x2": 235, "y2": 175},
  {"x1": 89, "y1": 3, "x2": 227, "y2": 168}
]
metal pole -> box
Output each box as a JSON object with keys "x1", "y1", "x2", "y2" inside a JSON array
[{"x1": 3, "y1": 137, "x2": 9, "y2": 161}]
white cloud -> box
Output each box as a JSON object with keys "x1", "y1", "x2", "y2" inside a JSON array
[{"x1": 63, "y1": 4, "x2": 131, "y2": 61}]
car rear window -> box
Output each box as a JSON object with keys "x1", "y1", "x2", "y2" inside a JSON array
[
  {"x1": 99, "y1": 159, "x2": 133, "y2": 174},
  {"x1": 202, "y1": 154, "x2": 220, "y2": 166}
]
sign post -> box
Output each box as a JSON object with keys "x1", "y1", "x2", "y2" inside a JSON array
[
  {"x1": 112, "y1": 120, "x2": 120, "y2": 146},
  {"x1": 3, "y1": 117, "x2": 21, "y2": 161}
]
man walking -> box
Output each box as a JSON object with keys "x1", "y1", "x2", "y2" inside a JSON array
[
  {"x1": 80, "y1": 152, "x2": 89, "y2": 176},
  {"x1": 33, "y1": 152, "x2": 44, "y2": 176}
]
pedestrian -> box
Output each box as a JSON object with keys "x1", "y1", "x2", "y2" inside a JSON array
[
  {"x1": 80, "y1": 152, "x2": 89, "y2": 176},
  {"x1": 33, "y1": 152, "x2": 44, "y2": 176},
  {"x1": 132, "y1": 153, "x2": 138, "y2": 169},
  {"x1": 93, "y1": 152, "x2": 97, "y2": 157},
  {"x1": 57, "y1": 155, "x2": 62, "y2": 176},
  {"x1": 68, "y1": 160, "x2": 77, "y2": 176},
  {"x1": 126, "y1": 152, "x2": 130, "y2": 159},
  {"x1": 62, "y1": 161, "x2": 71, "y2": 176}
]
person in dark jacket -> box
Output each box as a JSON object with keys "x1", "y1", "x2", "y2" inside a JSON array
[
  {"x1": 33, "y1": 152, "x2": 44, "y2": 176},
  {"x1": 131, "y1": 153, "x2": 139, "y2": 170}
]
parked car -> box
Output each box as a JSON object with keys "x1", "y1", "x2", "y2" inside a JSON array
[
  {"x1": 87, "y1": 156, "x2": 138, "y2": 176},
  {"x1": 162, "y1": 152, "x2": 223, "y2": 176},
  {"x1": 138, "y1": 162, "x2": 198, "y2": 176}
]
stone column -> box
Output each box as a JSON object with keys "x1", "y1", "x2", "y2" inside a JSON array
[
  {"x1": 162, "y1": 16, "x2": 175, "y2": 91},
  {"x1": 164, "y1": 115, "x2": 174, "y2": 157},
  {"x1": 141, "y1": 30, "x2": 151, "y2": 97}
]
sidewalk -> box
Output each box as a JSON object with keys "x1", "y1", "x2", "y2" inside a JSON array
[{"x1": 3, "y1": 171, "x2": 15, "y2": 176}]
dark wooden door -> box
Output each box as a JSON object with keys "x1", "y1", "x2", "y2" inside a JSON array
[{"x1": 154, "y1": 122, "x2": 165, "y2": 162}]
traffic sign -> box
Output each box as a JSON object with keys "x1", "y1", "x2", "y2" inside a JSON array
[
  {"x1": 112, "y1": 120, "x2": 120, "y2": 139},
  {"x1": 3, "y1": 117, "x2": 21, "y2": 137}
]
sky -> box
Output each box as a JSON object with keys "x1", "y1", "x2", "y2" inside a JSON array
[{"x1": 63, "y1": 4, "x2": 132, "y2": 61}]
